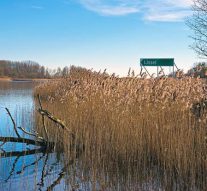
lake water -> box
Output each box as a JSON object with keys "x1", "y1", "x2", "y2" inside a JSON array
[{"x1": 0, "y1": 82, "x2": 67, "y2": 191}]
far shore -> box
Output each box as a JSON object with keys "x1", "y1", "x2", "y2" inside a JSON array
[{"x1": 0, "y1": 77, "x2": 51, "y2": 82}]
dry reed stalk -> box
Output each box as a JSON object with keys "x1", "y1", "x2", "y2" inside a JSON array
[{"x1": 34, "y1": 67, "x2": 207, "y2": 189}]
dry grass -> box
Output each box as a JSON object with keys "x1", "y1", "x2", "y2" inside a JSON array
[{"x1": 35, "y1": 67, "x2": 207, "y2": 190}]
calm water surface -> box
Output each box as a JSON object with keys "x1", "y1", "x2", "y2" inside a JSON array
[{"x1": 0, "y1": 82, "x2": 67, "y2": 191}]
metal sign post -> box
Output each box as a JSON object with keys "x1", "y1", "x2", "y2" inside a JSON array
[{"x1": 140, "y1": 58, "x2": 178, "y2": 77}]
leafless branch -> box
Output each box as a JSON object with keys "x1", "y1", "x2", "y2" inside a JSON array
[
  {"x1": 0, "y1": 137, "x2": 48, "y2": 147},
  {"x1": 17, "y1": 126, "x2": 44, "y2": 141},
  {"x1": 38, "y1": 94, "x2": 49, "y2": 141},
  {"x1": 188, "y1": 0, "x2": 207, "y2": 58},
  {"x1": 5, "y1": 108, "x2": 21, "y2": 138},
  {"x1": 37, "y1": 94, "x2": 75, "y2": 140}
]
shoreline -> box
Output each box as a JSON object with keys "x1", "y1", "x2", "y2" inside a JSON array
[
  {"x1": 0, "y1": 77, "x2": 50, "y2": 82},
  {"x1": 0, "y1": 77, "x2": 12, "y2": 81}
]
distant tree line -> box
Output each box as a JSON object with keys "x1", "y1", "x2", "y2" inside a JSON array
[
  {"x1": 0, "y1": 60, "x2": 70, "y2": 79},
  {"x1": 163, "y1": 62, "x2": 207, "y2": 78},
  {"x1": 1, "y1": 60, "x2": 206, "y2": 79}
]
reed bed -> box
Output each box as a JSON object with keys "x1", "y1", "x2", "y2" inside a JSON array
[{"x1": 35, "y1": 68, "x2": 207, "y2": 190}]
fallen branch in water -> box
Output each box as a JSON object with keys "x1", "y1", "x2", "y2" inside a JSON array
[
  {"x1": 5, "y1": 107, "x2": 45, "y2": 141},
  {"x1": 37, "y1": 94, "x2": 75, "y2": 140},
  {"x1": 1, "y1": 96, "x2": 78, "y2": 159},
  {"x1": 0, "y1": 147, "x2": 50, "y2": 158},
  {"x1": 0, "y1": 107, "x2": 53, "y2": 154},
  {"x1": 0, "y1": 100, "x2": 84, "y2": 187},
  {"x1": 4, "y1": 155, "x2": 21, "y2": 182},
  {"x1": 38, "y1": 109, "x2": 67, "y2": 130},
  {"x1": 17, "y1": 126, "x2": 44, "y2": 141},
  {"x1": 0, "y1": 137, "x2": 49, "y2": 147}
]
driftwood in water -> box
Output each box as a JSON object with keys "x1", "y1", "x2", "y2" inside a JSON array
[
  {"x1": 0, "y1": 137, "x2": 47, "y2": 147},
  {"x1": 0, "y1": 107, "x2": 50, "y2": 150},
  {"x1": 17, "y1": 126, "x2": 44, "y2": 140},
  {"x1": 0, "y1": 147, "x2": 49, "y2": 158},
  {"x1": 37, "y1": 94, "x2": 75, "y2": 139},
  {"x1": 1, "y1": 95, "x2": 76, "y2": 157},
  {"x1": 0, "y1": 96, "x2": 81, "y2": 189}
]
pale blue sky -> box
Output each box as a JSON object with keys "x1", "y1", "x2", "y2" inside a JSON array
[{"x1": 0, "y1": 0, "x2": 200, "y2": 75}]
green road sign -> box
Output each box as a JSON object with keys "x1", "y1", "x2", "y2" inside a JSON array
[{"x1": 140, "y1": 58, "x2": 174, "y2": 67}]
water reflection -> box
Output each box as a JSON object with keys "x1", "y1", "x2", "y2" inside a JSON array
[
  {"x1": 0, "y1": 82, "x2": 67, "y2": 191},
  {"x1": 0, "y1": 81, "x2": 34, "y2": 138},
  {"x1": 0, "y1": 152, "x2": 67, "y2": 191}
]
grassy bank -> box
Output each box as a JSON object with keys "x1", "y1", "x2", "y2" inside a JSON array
[{"x1": 35, "y1": 68, "x2": 207, "y2": 189}]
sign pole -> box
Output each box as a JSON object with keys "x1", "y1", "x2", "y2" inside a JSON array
[
  {"x1": 142, "y1": 65, "x2": 151, "y2": 77},
  {"x1": 173, "y1": 65, "x2": 175, "y2": 77},
  {"x1": 175, "y1": 63, "x2": 179, "y2": 70}
]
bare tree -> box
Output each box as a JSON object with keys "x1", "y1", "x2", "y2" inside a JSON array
[{"x1": 188, "y1": 0, "x2": 207, "y2": 57}]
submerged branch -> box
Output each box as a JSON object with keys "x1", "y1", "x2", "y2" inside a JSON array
[
  {"x1": 46, "y1": 168, "x2": 66, "y2": 191},
  {"x1": 0, "y1": 147, "x2": 50, "y2": 158},
  {"x1": 0, "y1": 137, "x2": 48, "y2": 147},
  {"x1": 1, "y1": 108, "x2": 53, "y2": 155},
  {"x1": 1, "y1": 96, "x2": 79, "y2": 164},
  {"x1": 37, "y1": 153, "x2": 49, "y2": 188},
  {"x1": 0, "y1": 142, "x2": 6, "y2": 147},
  {"x1": 5, "y1": 155, "x2": 21, "y2": 182},
  {"x1": 46, "y1": 159, "x2": 75, "y2": 191},
  {"x1": 16, "y1": 153, "x2": 46, "y2": 175}
]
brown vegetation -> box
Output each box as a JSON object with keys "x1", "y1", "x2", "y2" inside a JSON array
[{"x1": 35, "y1": 67, "x2": 207, "y2": 190}]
